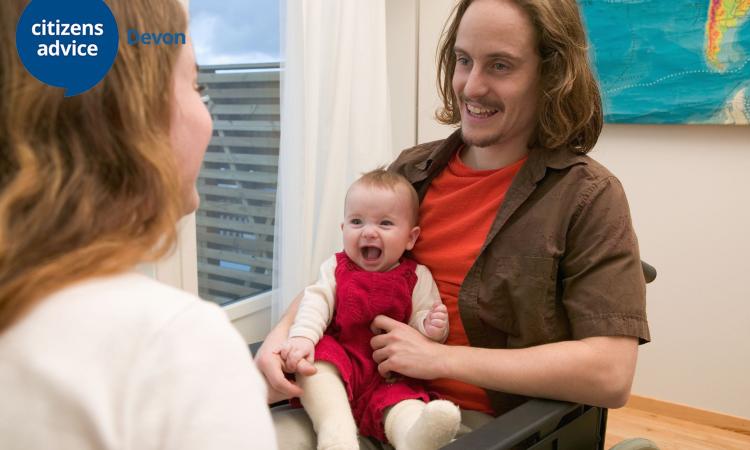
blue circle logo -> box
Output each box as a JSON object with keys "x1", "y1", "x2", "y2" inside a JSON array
[{"x1": 16, "y1": 0, "x2": 119, "y2": 97}]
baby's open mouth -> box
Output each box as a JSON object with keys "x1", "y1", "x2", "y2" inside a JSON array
[{"x1": 361, "y1": 246, "x2": 382, "y2": 261}]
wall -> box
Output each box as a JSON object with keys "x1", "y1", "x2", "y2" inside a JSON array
[
  {"x1": 596, "y1": 124, "x2": 750, "y2": 419},
  {"x1": 386, "y1": 0, "x2": 419, "y2": 155},
  {"x1": 414, "y1": 0, "x2": 750, "y2": 418}
]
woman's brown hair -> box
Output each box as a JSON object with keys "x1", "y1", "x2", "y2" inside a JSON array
[
  {"x1": 436, "y1": 0, "x2": 603, "y2": 153},
  {"x1": 0, "y1": 0, "x2": 188, "y2": 332}
]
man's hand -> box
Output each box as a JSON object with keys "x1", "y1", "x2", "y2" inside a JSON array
[
  {"x1": 370, "y1": 315, "x2": 446, "y2": 380},
  {"x1": 255, "y1": 345, "x2": 316, "y2": 403},
  {"x1": 279, "y1": 336, "x2": 316, "y2": 373},
  {"x1": 423, "y1": 302, "x2": 448, "y2": 341}
]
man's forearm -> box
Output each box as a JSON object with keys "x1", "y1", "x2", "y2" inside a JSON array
[{"x1": 440, "y1": 336, "x2": 638, "y2": 408}]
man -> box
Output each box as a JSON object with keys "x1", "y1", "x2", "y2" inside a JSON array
[{"x1": 257, "y1": 1, "x2": 650, "y2": 448}]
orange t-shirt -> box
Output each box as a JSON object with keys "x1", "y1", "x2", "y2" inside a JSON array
[{"x1": 410, "y1": 149, "x2": 526, "y2": 414}]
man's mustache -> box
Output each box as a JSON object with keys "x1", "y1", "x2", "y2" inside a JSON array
[{"x1": 459, "y1": 95, "x2": 504, "y2": 112}]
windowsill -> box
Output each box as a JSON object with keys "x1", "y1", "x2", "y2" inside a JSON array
[
  {"x1": 224, "y1": 290, "x2": 273, "y2": 321},
  {"x1": 223, "y1": 290, "x2": 273, "y2": 344}
]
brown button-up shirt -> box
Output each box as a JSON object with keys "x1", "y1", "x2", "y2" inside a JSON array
[{"x1": 389, "y1": 130, "x2": 650, "y2": 414}]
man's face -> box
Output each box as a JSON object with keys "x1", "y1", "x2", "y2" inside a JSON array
[{"x1": 452, "y1": 0, "x2": 541, "y2": 150}]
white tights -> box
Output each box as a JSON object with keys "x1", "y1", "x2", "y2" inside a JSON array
[{"x1": 298, "y1": 361, "x2": 460, "y2": 450}]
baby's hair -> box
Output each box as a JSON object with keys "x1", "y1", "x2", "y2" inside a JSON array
[{"x1": 350, "y1": 167, "x2": 420, "y2": 225}]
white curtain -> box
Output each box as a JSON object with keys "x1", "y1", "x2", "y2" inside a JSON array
[{"x1": 272, "y1": 0, "x2": 393, "y2": 324}]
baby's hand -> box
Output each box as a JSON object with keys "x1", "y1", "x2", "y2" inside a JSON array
[
  {"x1": 423, "y1": 303, "x2": 448, "y2": 341},
  {"x1": 279, "y1": 337, "x2": 316, "y2": 373}
]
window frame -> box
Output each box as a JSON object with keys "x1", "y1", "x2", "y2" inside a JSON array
[
  {"x1": 160, "y1": 0, "x2": 420, "y2": 343},
  {"x1": 151, "y1": 212, "x2": 273, "y2": 343},
  {"x1": 181, "y1": 0, "x2": 279, "y2": 343}
]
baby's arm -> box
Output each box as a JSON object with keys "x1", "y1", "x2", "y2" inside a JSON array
[
  {"x1": 409, "y1": 264, "x2": 449, "y2": 342},
  {"x1": 281, "y1": 256, "x2": 338, "y2": 371}
]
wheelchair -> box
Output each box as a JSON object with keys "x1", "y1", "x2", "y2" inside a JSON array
[{"x1": 252, "y1": 261, "x2": 658, "y2": 450}]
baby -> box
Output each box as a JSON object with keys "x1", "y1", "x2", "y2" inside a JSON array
[{"x1": 279, "y1": 169, "x2": 461, "y2": 450}]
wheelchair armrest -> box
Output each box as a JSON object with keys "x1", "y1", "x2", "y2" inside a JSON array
[
  {"x1": 442, "y1": 399, "x2": 580, "y2": 450},
  {"x1": 642, "y1": 260, "x2": 657, "y2": 284}
]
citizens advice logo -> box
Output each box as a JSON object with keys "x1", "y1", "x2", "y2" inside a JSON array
[
  {"x1": 16, "y1": 0, "x2": 119, "y2": 96},
  {"x1": 16, "y1": 0, "x2": 187, "y2": 97}
]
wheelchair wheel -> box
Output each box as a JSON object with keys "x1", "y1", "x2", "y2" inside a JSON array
[{"x1": 609, "y1": 437, "x2": 660, "y2": 450}]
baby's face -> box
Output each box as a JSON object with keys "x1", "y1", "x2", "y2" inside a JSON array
[{"x1": 342, "y1": 183, "x2": 420, "y2": 272}]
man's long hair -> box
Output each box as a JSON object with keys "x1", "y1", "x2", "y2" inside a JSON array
[
  {"x1": 436, "y1": 0, "x2": 603, "y2": 154},
  {"x1": 0, "y1": 0, "x2": 188, "y2": 332}
]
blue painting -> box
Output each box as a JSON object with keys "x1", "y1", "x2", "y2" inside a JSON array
[{"x1": 580, "y1": 0, "x2": 750, "y2": 124}]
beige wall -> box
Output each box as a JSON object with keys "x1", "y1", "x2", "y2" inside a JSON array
[
  {"x1": 386, "y1": 0, "x2": 419, "y2": 154},
  {"x1": 407, "y1": 0, "x2": 750, "y2": 419},
  {"x1": 595, "y1": 125, "x2": 750, "y2": 419}
]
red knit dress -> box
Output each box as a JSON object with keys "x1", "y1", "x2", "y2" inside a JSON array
[{"x1": 314, "y1": 251, "x2": 432, "y2": 441}]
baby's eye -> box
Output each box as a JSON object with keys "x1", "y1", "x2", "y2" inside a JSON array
[
  {"x1": 350, "y1": 218, "x2": 362, "y2": 225},
  {"x1": 380, "y1": 220, "x2": 394, "y2": 226}
]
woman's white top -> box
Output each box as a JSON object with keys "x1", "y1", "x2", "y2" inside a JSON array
[{"x1": 0, "y1": 272, "x2": 277, "y2": 450}]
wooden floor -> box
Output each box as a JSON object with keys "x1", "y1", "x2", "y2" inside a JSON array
[{"x1": 605, "y1": 406, "x2": 750, "y2": 450}]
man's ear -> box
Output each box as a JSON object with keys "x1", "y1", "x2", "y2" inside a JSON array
[{"x1": 406, "y1": 226, "x2": 421, "y2": 250}]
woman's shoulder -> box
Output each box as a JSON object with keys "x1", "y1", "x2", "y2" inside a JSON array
[
  {"x1": 48, "y1": 271, "x2": 211, "y2": 322},
  {"x1": 0, "y1": 274, "x2": 272, "y2": 450},
  {"x1": 62, "y1": 270, "x2": 195, "y2": 298},
  {"x1": 1, "y1": 272, "x2": 246, "y2": 393},
  {"x1": 7, "y1": 272, "x2": 229, "y2": 353}
]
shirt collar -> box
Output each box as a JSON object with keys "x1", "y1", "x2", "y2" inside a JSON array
[{"x1": 415, "y1": 128, "x2": 588, "y2": 183}]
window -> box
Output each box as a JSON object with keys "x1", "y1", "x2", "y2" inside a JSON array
[{"x1": 190, "y1": 0, "x2": 280, "y2": 306}]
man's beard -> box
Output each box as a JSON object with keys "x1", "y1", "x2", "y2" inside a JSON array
[
  {"x1": 460, "y1": 124, "x2": 505, "y2": 148},
  {"x1": 458, "y1": 97, "x2": 507, "y2": 148}
]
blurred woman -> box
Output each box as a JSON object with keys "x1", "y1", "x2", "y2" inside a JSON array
[{"x1": 0, "y1": 1, "x2": 276, "y2": 449}]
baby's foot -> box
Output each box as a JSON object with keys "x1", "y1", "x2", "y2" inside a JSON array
[{"x1": 403, "y1": 400, "x2": 461, "y2": 450}]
